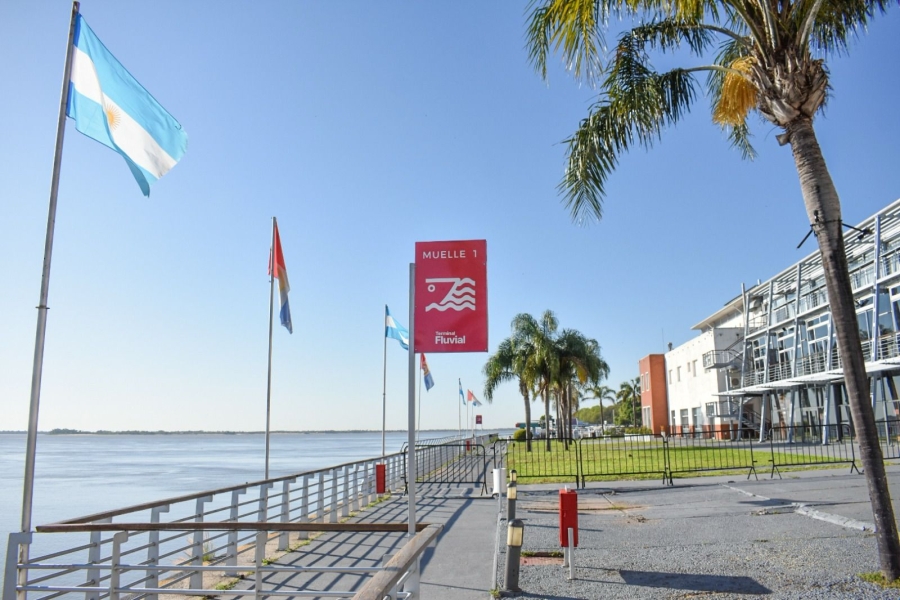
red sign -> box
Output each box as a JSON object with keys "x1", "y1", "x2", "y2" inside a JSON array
[
  {"x1": 476, "y1": 415, "x2": 483, "y2": 425},
  {"x1": 414, "y1": 240, "x2": 487, "y2": 353}
]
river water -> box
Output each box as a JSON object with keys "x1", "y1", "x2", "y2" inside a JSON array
[{"x1": 0, "y1": 430, "x2": 496, "y2": 590}]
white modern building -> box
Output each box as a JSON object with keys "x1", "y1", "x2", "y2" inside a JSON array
[{"x1": 663, "y1": 197, "x2": 900, "y2": 440}]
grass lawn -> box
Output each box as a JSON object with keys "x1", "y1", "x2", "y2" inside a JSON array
[{"x1": 505, "y1": 439, "x2": 848, "y2": 484}]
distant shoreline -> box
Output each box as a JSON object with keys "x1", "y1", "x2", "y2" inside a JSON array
[{"x1": 0, "y1": 429, "x2": 490, "y2": 436}]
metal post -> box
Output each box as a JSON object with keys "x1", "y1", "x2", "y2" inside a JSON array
[
  {"x1": 190, "y1": 495, "x2": 213, "y2": 590},
  {"x1": 788, "y1": 390, "x2": 796, "y2": 443},
  {"x1": 317, "y1": 471, "x2": 326, "y2": 523},
  {"x1": 109, "y1": 532, "x2": 128, "y2": 600},
  {"x1": 329, "y1": 469, "x2": 338, "y2": 523},
  {"x1": 407, "y1": 263, "x2": 417, "y2": 537},
  {"x1": 254, "y1": 483, "x2": 273, "y2": 598},
  {"x1": 265, "y1": 218, "x2": 276, "y2": 480},
  {"x1": 507, "y1": 480, "x2": 517, "y2": 520},
  {"x1": 85, "y1": 518, "x2": 110, "y2": 600},
  {"x1": 147, "y1": 505, "x2": 169, "y2": 599},
  {"x1": 18, "y1": 7, "x2": 80, "y2": 599},
  {"x1": 503, "y1": 520, "x2": 524, "y2": 593},
  {"x1": 278, "y1": 477, "x2": 296, "y2": 551},
  {"x1": 5, "y1": 533, "x2": 31, "y2": 600},
  {"x1": 341, "y1": 466, "x2": 350, "y2": 517},
  {"x1": 352, "y1": 465, "x2": 360, "y2": 512},
  {"x1": 226, "y1": 488, "x2": 246, "y2": 575},
  {"x1": 298, "y1": 475, "x2": 310, "y2": 541},
  {"x1": 567, "y1": 527, "x2": 575, "y2": 580},
  {"x1": 759, "y1": 394, "x2": 768, "y2": 443}
]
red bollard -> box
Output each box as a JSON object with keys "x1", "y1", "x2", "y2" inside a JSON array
[
  {"x1": 466, "y1": 439, "x2": 471, "y2": 451},
  {"x1": 375, "y1": 463, "x2": 386, "y2": 494},
  {"x1": 559, "y1": 488, "x2": 578, "y2": 547}
]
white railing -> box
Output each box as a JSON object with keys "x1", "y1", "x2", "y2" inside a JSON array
[{"x1": 4, "y1": 432, "x2": 500, "y2": 600}]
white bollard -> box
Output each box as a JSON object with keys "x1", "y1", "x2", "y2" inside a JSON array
[{"x1": 492, "y1": 468, "x2": 507, "y2": 496}]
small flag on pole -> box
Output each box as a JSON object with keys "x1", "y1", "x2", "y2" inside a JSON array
[
  {"x1": 269, "y1": 221, "x2": 292, "y2": 334},
  {"x1": 459, "y1": 379, "x2": 465, "y2": 405},
  {"x1": 66, "y1": 15, "x2": 188, "y2": 196},
  {"x1": 467, "y1": 390, "x2": 482, "y2": 406},
  {"x1": 385, "y1": 306, "x2": 409, "y2": 350},
  {"x1": 420, "y1": 354, "x2": 434, "y2": 391}
]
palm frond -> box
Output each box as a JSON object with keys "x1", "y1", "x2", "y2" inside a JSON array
[
  {"x1": 629, "y1": 18, "x2": 719, "y2": 55},
  {"x1": 807, "y1": 0, "x2": 896, "y2": 54},
  {"x1": 726, "y1": 120, "x2": 757, "y2": 159},
  {"x1": 526, "y1": 0, "x2": 605, "y2": 83},
  {"x1": 559, "y1": 29, "x2": 698, "y2": 221}
]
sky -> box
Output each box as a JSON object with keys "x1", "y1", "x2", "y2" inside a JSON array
[{"x1": 1, "y1": 2, "x2": 898, "y2": 433}]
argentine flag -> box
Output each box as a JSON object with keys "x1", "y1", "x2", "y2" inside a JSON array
[
  {"x1": 67, "y1": 14, "x2": 188, "y2": 196},
  {"x1": 385, "y1": 306, "x2": 409, "y2": 350}
]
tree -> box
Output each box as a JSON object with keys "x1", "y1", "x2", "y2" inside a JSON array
[
  {"x1": 513, "y1": 311, "x2": 561, "y2": 451},
  {"x1": 616, "y1": 378, "x2": 641, "y2": 427},
  {"x1": 553, "y1": 329, "x2": 610, "y2": 444},
  {"x1": 526, "y1": 0, "x2": 900, "y2": 578},
  {"x1": 585, "y1": 384, "x2": 617, "y2": 429},
  {"x1": 483, "y1": 323, "x2": 540, "y2": 451}
]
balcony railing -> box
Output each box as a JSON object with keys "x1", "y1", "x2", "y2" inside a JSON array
[
  {"x1": 702, "y1": 349, "x2": 742, "y2": 370},
  {"x1": 797, "y1": 290, "x2": 828, "y2": 314}
]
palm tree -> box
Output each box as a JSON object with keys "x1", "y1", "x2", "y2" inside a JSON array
[
  {"x1": 586, "y1": 384, "x2": 616, "y2": 430},
  {"x1": 513, "y1": 311, "x2": 560, "y2": 451},
  {"x1": 555, "y1": 331, "x2": 610, "y2": 443},
  {"x1": 616, "y1": 378, "x2": 641, "y2": 427},
  {"x1": 483, "y1": 323, "x2": 539, "y2": 451},
  {"x1": 525, "y1": 0, "x2": 900, "y2": 578}
]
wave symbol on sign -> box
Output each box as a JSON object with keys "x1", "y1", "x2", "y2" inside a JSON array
[{"x1": 424, "y1": 278, "x2": 475, "y2": 312}]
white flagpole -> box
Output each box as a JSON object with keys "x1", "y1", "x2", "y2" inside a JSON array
[
  {"x1": 382, "y1": 305, "x2": 387, "y2": 459},
  {"x1": 18, "y1": 2, "x2": 80, "y2": 594},
  {"x1": 407, "y1": 264, "x2": 417, "y2": 537},
  {"x1": 265, "y1": 217, "x2": 277, "y2": 480},
  {"x1": 458, "y1": 379, "x2": 461, "y2": 440}
]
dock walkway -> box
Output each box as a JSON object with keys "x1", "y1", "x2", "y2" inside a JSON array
[{"x1": 224, "y1": 484, "x2": 499, "y2": 599}]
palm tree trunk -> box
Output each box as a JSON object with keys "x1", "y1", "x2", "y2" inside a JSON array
[
  {"x1": 543, "y1": 386, "x2": 551, "y2": 451},
  {"x1": 789, "y1": 117, "x2": 900, "y2": 580},
  {"x1": 523, "y1": 392, "x2": 532, "y2": 452}
]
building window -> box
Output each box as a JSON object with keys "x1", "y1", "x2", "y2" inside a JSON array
[
  {"x1": 693, "y1": 360, "x2": 698, "y2": 376},
  {"x1": 668, "y1": 370, "x2": 672, "y2": 384},
  {"x1": 680, "y1": 409, "x2": 689, "y2": 430},
  {"x1": 706, "y1": 402, "x2": 717, "y2": 418},
  {"x1": 642, "y1": 407, "x2": 650, "y2": 428},
  {"x1": 671, "y1": 410, "x2": 676, "y2": 428},
  {"x1": 687, "y1": 362, "x2": 691, "y2": 373},
  {"x1": 677, "y1": 366, "x2": 681, "y2": 382}
]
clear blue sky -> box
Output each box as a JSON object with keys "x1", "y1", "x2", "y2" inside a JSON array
[{"x1": 1, "y1": 1, "x2": 898, "y2": 432}]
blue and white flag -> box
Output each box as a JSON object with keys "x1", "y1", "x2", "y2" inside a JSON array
[
  {"x1": 459, "y1": 379, "x2": 465, "y2": 406},
  {"x1": 67, "y1": 14, "x2": 188, "y2": 196},
  {"x1": 385, "y1": 306, "x2": 409, "y2": 350}
]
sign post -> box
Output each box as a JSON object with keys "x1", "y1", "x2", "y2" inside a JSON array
[{"x1": 408, "y1": 240, "x2": 487, "y2": 538}]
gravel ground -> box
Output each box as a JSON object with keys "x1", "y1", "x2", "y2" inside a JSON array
[{"x1": 496, "y1": 473, "x2": 900, "y2": 599}]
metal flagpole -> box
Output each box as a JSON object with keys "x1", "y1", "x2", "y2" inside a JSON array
[
  {"x1": 382, "y1": 306, "x2": 387, "y2": 458},
  {"x1": 458, "y1": 379, "x2": 461, "y2": 440},
  {"x1": 407, "y1": 264, "x2": 417, "y2": 537},
  {"x1": 416, "y1": 356, "x2": 422, "y2": 442},
  {"x1": 265, "y1": 218, "x2": 277, "y2": 480},
  {"x1": 18, "y1": 4, "x2": 80, "y2": 596}
]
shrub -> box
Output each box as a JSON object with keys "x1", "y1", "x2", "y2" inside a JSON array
[
  {"x1": 624, "y1": 427, "x2": 653, "y2": 435},
  {"x1": 512, "y1": 428, "x2": 528, "y2": 442}
]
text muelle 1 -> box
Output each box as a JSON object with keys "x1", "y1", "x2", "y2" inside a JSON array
[{"x1": 420, "y1": 248, "x2": 478, "y2": 259}]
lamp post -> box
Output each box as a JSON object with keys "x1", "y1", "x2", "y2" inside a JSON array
[
  {"x1": 504, "y1": 519, "x2": 525, "y2": 592},
  {"x1": 507, "y1": 480, "x2": 517, "y2": 520}
]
